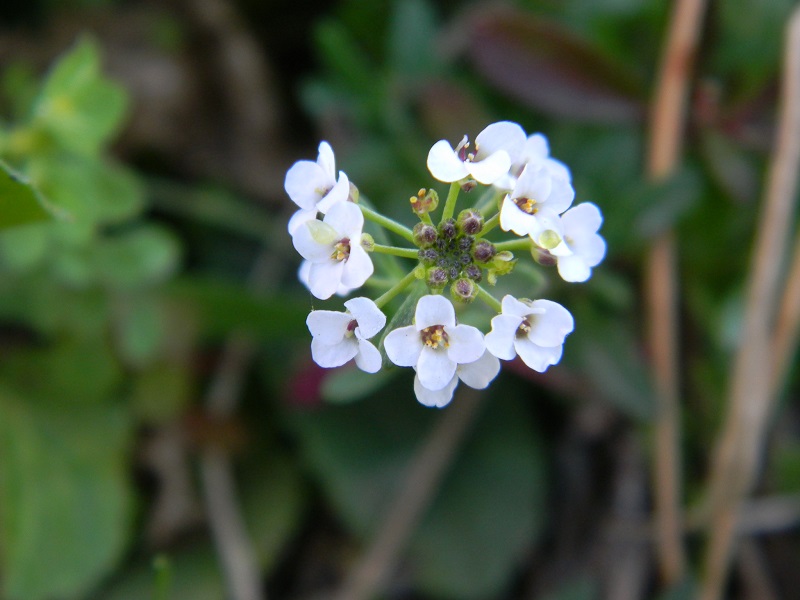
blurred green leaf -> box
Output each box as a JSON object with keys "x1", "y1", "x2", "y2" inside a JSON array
[
  {"x1": 541, "y1": 576, "x2": 597, "y2": 600},
  {"x1": 94, "y1": 225, "x2": 180, "y2": 289},
  {"x1": 321, "y1": 365, "x2": 402, "y2": 404},
  {"x1": 315, "y1": 20, "x2": 380, "y2": 98},
  {"x1": 32, "y1": 37, "x2": 127, "y2": 156},
  {"x1": 0, "y1": 388, "x2": 131, "y2": 600},
  {"x1": 131, "y1": 363, "x2": 192, "y2": 424},
  {"x1": 388, "y1": 0, "x2": 440, "y2": 76},
  {"x1": 113, "y1": 295, "x2": 166, "y2": 367},
  {"x1": 0, "y1": 159, "x2": 60, "y2": 229}
]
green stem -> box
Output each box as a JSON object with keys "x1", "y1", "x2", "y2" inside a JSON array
[
  {"x1": 476, "y1": 212, "x2": 500, "y2": 238},
  {"x1": 360, "y1": 204, "x2": 415, "y2": 243},
  {"x1": 440, "y1": 182, "x2": 461, "y2": 223},
  {"x1": 419, "y1": 211, "x2": 434, "y2": 226},
  {"x1": 494, "y1": 238, "x2": 533, "y2": 252},
  {"x1": 477, "y1": 188, "x2": 504, "y2": 216},
  {"x1": 374, "y1": 269, "x2": 419, "y2": 309},
  {"x1": 371, "y1": 243, "x2": 419, "y2": 259},
  {"x1": 476, "y1": 284, "x2": 502, "y2": 313}
]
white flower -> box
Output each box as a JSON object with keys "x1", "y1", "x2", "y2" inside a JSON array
[
  {"x1": 499, "y1": 166, "x2": 575, "y2": 250},
  {"x1": 485, "y1": 295, "x2": 574, "y2": 372},
  {"x1": 383, "y1": 295, "x2": 485, "y2": 391},
  {"x1": 413, "y1": 350, "x2": 500, "y2": 408},
  {"x1": 285, "y1": 141, "x2": 350, "y2": 233},
  {"x1": 291, "y1": 201, "x2": 373, "y2": 300},
  {"x1": 555, "y1": 203, "x2": 607, "y2": 283},
  {"x1": 426, "y1": 121, "x2": 522, "y2": 185},
  {"x1": 306, "y1": 297, "x2": 386, "y2": 373},
  {"x1": 297, "y1": 260, "x2": 354, "y2": 297}
]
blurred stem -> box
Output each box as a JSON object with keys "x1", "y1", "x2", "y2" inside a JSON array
[
  {"x1": 152, "y1": 555, "x2": 171, "y2": 600},
  {"x1": 370, "y1": 243, "x2": 419, "y2": 259},
  {"x1": 440, "y1": 182, "x2": 460, "y2": 223},
  {"x1": 360, "y1": 204, "x2": 415, "y2": 243},
  {"x1": 700, "y1": 9, "x2": 800, "y2": 600},
  {"x1": 477, "y1": 187, "x2": 503, "y2": 216},
  {"x1": 475, "y1": 212, "x2": 500, "y2": 237},
  {"x1": 419, "y1": 211, "x2": 434, "y2": 226},
  {"x1": 770, "y1": 230, "x2": 800, "y2": 394},
  {"x1": 334, "y1": 389, "x2": 483, "y2": 600},
  {"x1": 644, "y1": 0, "x2": 708, "y2": 586},
  {"x1": 374, "y1": 269, "x2": 418, "y2": 309},
  {"x1": 494, "y1": 238, "x2": 531, "y2": 252},
  {"x1": 476, "y1": 285, "x2": 502, "y2": 313}
]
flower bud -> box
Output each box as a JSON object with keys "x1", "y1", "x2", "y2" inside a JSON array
[
  {"x1": 458, "y1": 236, "x2": 473, "y2": 251},
  {"x1": 410, "y1": 187, "x2": 439, "y2": 215},
  {"x1": 460, "y1": 179, "x2": 477, "y2": 193},
  {"x1": 472, "y1": 240, "x2": 496, "y2": 263},
  {"x1": 464, "y1": 264, "x2": 482, "y2": 281},
  {"x1": 536, "y1": 229, "x2": 563, "y2": 251},
  {"x1": 457, "y1": 209, "x2": 483, "y2": 235},
  {"x1": 486, "y1": 251, "x2": 516, "y2": 285},
  {"x1": 418, "y1": 248, "x2": 438, "y2": 265},
  {"x1": 532, "y1": 247, "x2": 557, "y2": 267},
  {"x1": 451, "y1": 277, "x2": 476, "y2": 303},
  {"x1": 348, "y1": 182, "x2": 360, "y2": 203},
  {"x1": 439, "y1": 218, "x2": 457, "y2": 240},
  {"x1": 360, "y1": 233, "x2": 374, "y2": 252},
  {"x1": 427, "y1": 267, "x2": 448, "y2": 290},
  {"x1": 413, "y1": 222, "x2": 437, "y2": 247}
]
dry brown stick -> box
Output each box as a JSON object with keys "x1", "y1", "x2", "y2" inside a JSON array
[
  {"x1": 645, "y1": 0, "x2": 707, "y2": 585},
  {"x1": 334, "y1": 389, "x2": 484, "y2": 600},
  {"x1": 199, "y1": 250, "x2": 276, "y2": 600},
  {"x1": 699, "y1": 8, "x2": 800, "y2": 600},
  {"x1": 771, "y1": 233, "x2": 800, "y2": 394}
]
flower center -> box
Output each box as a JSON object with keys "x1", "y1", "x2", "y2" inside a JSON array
[
  {"x1": 513, "y1": 197, "x2": 538, "y2": 214},
  {"x1": 331, "y1": 238, "x2": 351, "y2": 261},
  {"x1": 421, "y1": 325, "x2": 449, "y2": 349},
  {"x1": 516, "y1": 318, "x2": 532, "y2": 337},
  {"x1": 455, "y1": 136, "x2": 479, "y2": 163}
]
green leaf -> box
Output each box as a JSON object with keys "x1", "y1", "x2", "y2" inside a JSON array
[
  {"x1": 388, "y1": 0, "x2": 440, "y2": 76},
  {"x1": 0, "y1": 388, "x2": 132, "y2": 600},
  {"x1": 32, "y1": 37, "x2": 127, "y2": 156},
  {"x1": 321, "y1": 365, "x2": 402, "y2": 404},
  {"x1": 94, "y1": 225, "x2": 180, "y2": 289},
  {"x1": 0, "y1": 160, "x2": 60, "y2": 229}
]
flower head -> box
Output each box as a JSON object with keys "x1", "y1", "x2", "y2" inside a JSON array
[
  {"x1": 384, "y1": 295, "x2": 485, "y2": 392},
  {"x1": 426, "y1": 121, "x2": 525, "y2": 185},
  {"x1": 413, "y1": 350, "x2": 500, "y2": 408},
  {"x1": 285, "y1": 141, "x2": 350, "y2": 233},
  {"x1": 306, "y1": 297, "x2": 386, "y2": 373},
  {"x1": 499, "y1": 166, "x2": 575, "y2": 247},
  {"x1": 291, "y1": 201, "x2": 373, "y2": 299},
  {"x1": 485, "y1": 295, "x2": 574, "y2": 372},
  {"x1": 555, "y1": 203, "x2": 607, "y2": 283}
]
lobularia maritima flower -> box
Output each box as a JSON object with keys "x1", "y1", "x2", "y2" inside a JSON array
[{"x1": 285, "y1": 122, "x2": 606, "y2": 407}]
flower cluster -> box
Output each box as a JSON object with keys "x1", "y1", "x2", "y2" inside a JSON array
[{"x1": 287, "y1": 121, "x2": 606, "y2": 408}]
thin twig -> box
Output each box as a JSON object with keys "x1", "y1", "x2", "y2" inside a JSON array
[
  {"x1": 699, "y1": 9, "x2": 800, "y2": 600},
  {"x1": 770, "y1": 233, "x2": 800, "y2": 394},
  {"x1": 645, "y1": 0, "x2": 707, "y2": 585},
  {"x1": 334, "y1": 389, "x2": 484, "y2": 600},
  {"x1": 199, "y1": 250, "x2": 276, "y2": 600}
]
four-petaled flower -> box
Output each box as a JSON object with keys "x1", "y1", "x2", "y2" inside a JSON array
[
  {"x1": 384, "y1": 295, "x2": 486, "y2": 393},
  {"x1": 285, "y1": 141, "x2": 350, "y2": 233},
  {"x1": 291, "y1": 201, "x2": 373, "y2": 300},
  {"x1": 485, "y1": 295, "x2": 574, "y2": 372},
  {"x1": 413, "y1": 350, "x2": 500, "y2": 408},
  {"x1": 499, "y1": 166, "x2": 575, "y2": 251},
  {"x1": 426, "y1": 122, "x2": 521, "y2": 185},
  {"x1": 555, "y1": 203, "x2": 607, "y2": 283},
  {"x1": 306, "y1": 297, "x2": 386, "y2": 373}
]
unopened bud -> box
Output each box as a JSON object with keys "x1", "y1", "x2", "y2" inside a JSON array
[
  {"x1": 472, "y1": 240, "x2": 496, "y2": 263},
  {"x1": 532, "y1": 247, "x2": 557, "y2": 267},
  {"x1": 460, "y1": 179, "x2": 477, "y2": 193},
  {"x1": 486, "y1": 251, "x2": 516, "y2": 285},
  {"x1": 457, "y1": 209, "x2": 483, "y2": 235},
  {"x1": 410, "y1": 187, "x2": 439, "y2": 215},
  {"x1": 451, "y1": 277, "x2": 476, "y2": 302},
  {"x1": 418, "y1": 248, "x2": 439, "y2": 265},
  {"x1": 464, "y1": 264, "x2": 482, "y2": 281},
  {"x1": 360, "y1": 233, "x2": 374, "y2": 251},
  {"x1": 348, "y1": 182, "x2": 360, "y2": 203},
  {"x1": 413, "y1": 222, "x2": 437, "y2": 247},
  {"x1": 439, "y1": 218, "x2": 457, "y2": 240},
  {"x1": 427, "y1": 267, "x2": 448, "y2": 290}
]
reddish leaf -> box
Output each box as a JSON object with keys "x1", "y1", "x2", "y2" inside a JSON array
[{"x1": 463, "y1": 9, "x2": 645, "y2": 123}]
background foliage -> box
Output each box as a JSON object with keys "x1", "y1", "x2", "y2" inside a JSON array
[{"x1": 0, "y1": 0, "x2": 797, "y2": 599}]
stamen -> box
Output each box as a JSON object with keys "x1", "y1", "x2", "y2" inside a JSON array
[
  {"x1": 513, "y1": 197, "x2": 538, "y2": 214},
  {"x1": 516, "y1": 318, "x2": 532, "y2": 337},
  {"x1": 345, "y1": 319, "x2": 358, "y2": 338},
  {"x1": 421, "y1": 324, "x2": 449, "y2": 349},
  {"x1": 331, "y1": 237, "x2": 351, "y2": 261}
]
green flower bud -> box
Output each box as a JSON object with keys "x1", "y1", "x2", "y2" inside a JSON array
[
  {"x1": 360, "y1": 232, "x2": 374, "y2": 252},
  {"x1": 450, "y1": 277, "x2": 476, "y2": 303},
  {"x1": 413, "y1": 222, "x2": 438, "y2": 247},
  {"x1": 457, "y1": 209, "x2": 483, "y2": 235}
]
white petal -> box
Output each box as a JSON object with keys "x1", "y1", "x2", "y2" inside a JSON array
[
  {"x1": 310, "y1": 337, "x2": 358, "y2": 368},
  {"x1": 354, "y1": 339, "x2": 382, "y2": 373},
  {"x1": 414, "y1": 374, "x2": 458, "y2": 408},
  {"x1": 306, "y1": 310, "x2": 351, "y2": 343},
  {"x1": 446, "y1": 324, "x2": 485, "y2": 364},
  {"x1": 324, "y1": 201, "x2": 362, "y2": 237},
  {"x1": 485, "y1": 314, "x2": 523, "y2": 360},
  {"x1": 292, "y1": 220, "x2": 335, "y2": 262},
  {"x1": 297, "y1": 260, "x2": 312, "y2": 289},
  {"x1": 287, "y1": 208, "x2": 318, "y2": 235},
  {"x1": 316, "y1": 141, "x2": 336, "y2": 180},
  {"x1": 522, "y1": 133, "x2": 549, "y2": 163},
  {"x1": 557, "y1": 255, "x2": 591, "y2": 283},
  {"x1": 515, "y1": 337, "x2": 563, "y2": 372},
  {"x1": 527, "y1": 300, "x2": 574, "y2": 347},
  {"x1": 415, "y1": 295, "x2": 455, "y2": 330},
  {"x1": 513, "y1": 165, "x2": 552, "y2": 203},
  {"x1": 308, "y1": 261, "x2": 345, "y2": 300},
  {"x1": 545, "y1": 158, "x2": 572, "y2": 182},
  {"x1": 417, "y1": 347, "x2": 457, "y2": 391},
  {"x1": 316, "y1": 171, "x2": 350, "y2": 214},
  {"x1": 499, "y1": 195, "x2": 537, "y2": 236},
  {"x1": 340, "y1": 244, "x2": 373, "y2": 289},
  {"x1": 467, "y1": 150, "x2": 511, "y2": 184},
  {"x1": 457, "y1": 351, "x2": 500, "y2": 389},
  {"x1": 384, "y1": 326, "x2": 423, "y2": 367},
  {"x1": 544, "y1": 177, "x2": 575, "y2": 215},
  {"x1": 344, "y1": 297, "x2": 385, "y2": 339},
  {"x1": 475, "y1": 121, "x2": 526, "y2": 164},
  {"x1": 578, "y1": 234, "x2": 607, "y2": 267},
  {"x1": 562, "y1": 202, "x2": 603, "y2": 237},
  {"x1": 284, "y1": 160, "x2": 329, "y2": 209},
  {"x1": 427, "y1": 140, "x2": 469, "y2": 182},
  {"x1": 501, "y1": 295, "x2": 538, "y2": 319}
]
